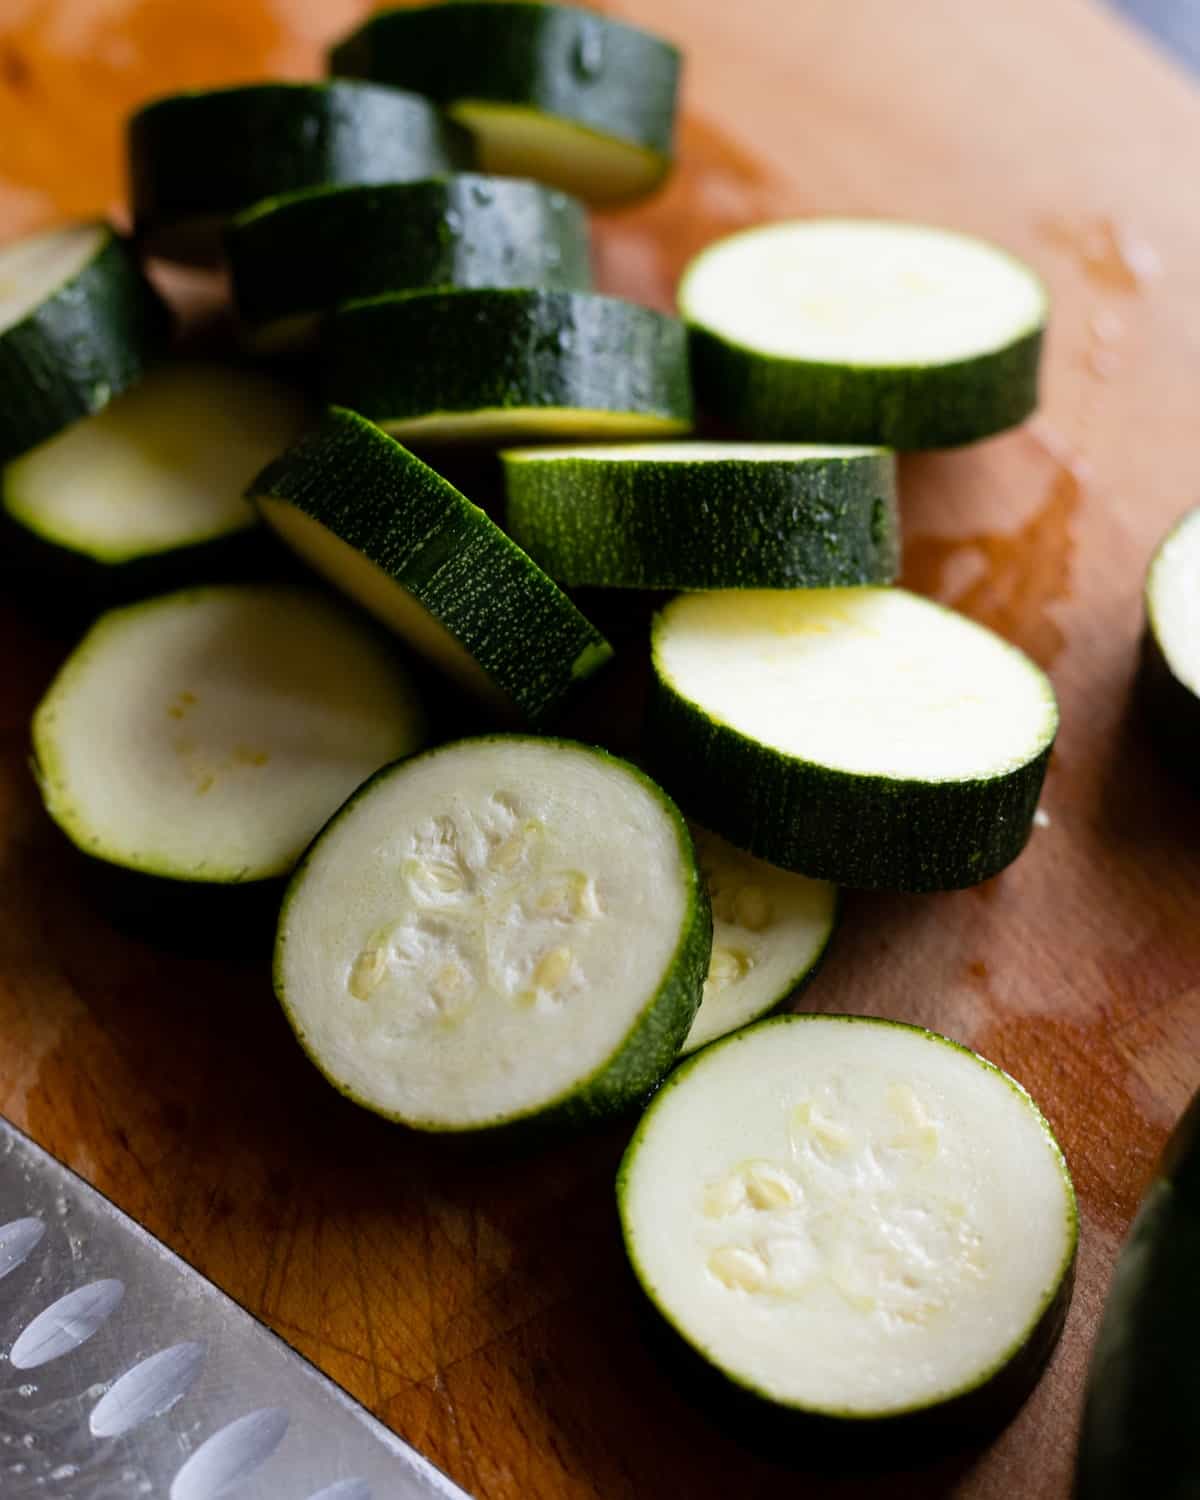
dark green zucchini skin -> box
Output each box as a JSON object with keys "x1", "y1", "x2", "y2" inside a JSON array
[
  {"x1": 503, "y1": 449, "x2": 899, "y2": 589},
  {"x1": 329, "y1": 2, "x2": 680, "y2": 156},
  {"x1": 0, "y1": 228, "x2": 169, "y2": 464},
  {"x1": 248, "y1": 407, "x2": 613, "y2": 725},
  {"x1": 226, "y1": 175, "x2": 591, "y2": 345},
  {"x1": 1137, "y1": 624, "x2": 1200, "y2": 787},
  {"x1": 128, "y1": 82, "x2": 474, "y2": 265},
  {"x1": 1075, "y1": 1094, "x2": 1200, "y2": 1500},
  {"x1": 325, "y1": 289, "x2": 693, "y2": 435},
  {"x1": 687, "y1": 325, "x2": 1043, "y2": 450}
]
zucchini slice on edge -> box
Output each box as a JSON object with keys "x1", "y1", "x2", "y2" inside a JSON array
[{"x1": 1141, "y1": 505, "x2": 1200, "y2": 782}]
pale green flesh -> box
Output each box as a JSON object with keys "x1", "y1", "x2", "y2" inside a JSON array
[
  {"x1": 656, "y1": 589, "x2": 1057, "y2": 782},
  {"x1": 381, "y1": 407, "x2": 691, "y2": 445},
  {"x1": 621, "y1": 1016, "x2": 1077, "y2": 1417},
  {"x1": 0, "y1": 222, "x2": 104, "y2": 332},
  {"x1": 504, "y1": 441, "x2": 882, "y2": 464},
  {"x1": 1148, "y1": 507, "x2": 1200, "y2": 695},
  {"x1": 33, "y1": 585, "x2": 427, "y2": 882},
  {"x1": 680, "y1": 219, "x2": 1047, "y2": 367},
  {"x1": 5, "y1": 365, "x2": 308, "y2": 562},
  {"x1": 279, "y1": 739, "x2": 689, "y2": 1127},
  {"x1": 687, "y1": 826, "x2": 835, "y2": 1055}
]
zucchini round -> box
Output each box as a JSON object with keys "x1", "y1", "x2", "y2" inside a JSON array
[
  {"x1": 329, "y1": 3, "x2": 680, "y2": 203},
  {"x1": 128, "y1": 82, "x2": 474, "y2": 266},
  {"x1": 680, "y1": 220, "x2": 1047, "y2": 448},
  {"x1": 227, "y1": 174, "x2": 592, "y2": 354},
  {"x1": 502, "y1": 441, "x2": 899, "y2": 590},
  {"x1": 0, "y1": 222, "x2": 168, "y2": 463},
  {"x1": 647, "y1": 588, "x2": 1057, "y2": 891},
  {"x1": 325, "y1": 289, "x2": 692, "y2": 445},
  {"x1": 275, "y1": 736, "x2": 710, "y2": 1134},
  {"x1": 619, "y1": 1014, "x2": 1077, "y2": 1432},
  {"x1": 1140, "y1": 506, "x2": 1200, "y2": 783},
  {"x1": 249, "y1": 406, "x2": 612, "y2": 723}
]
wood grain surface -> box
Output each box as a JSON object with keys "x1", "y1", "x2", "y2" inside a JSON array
[{"x1": 3, "y1": 1, "x2": 1200, "y2": 1495}]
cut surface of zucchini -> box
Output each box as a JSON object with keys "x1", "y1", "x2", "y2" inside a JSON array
[
  {"x1": 619, "y1": 1014, "x2": 1077, "y2": 1423},
  {"x1": 680, "y1": 220, "x2": 1047, "y2": 447},
  {"x1": 32, "y1": 584, "x2": 427, "y2": 883},
  {"x1": 686, "y1": 826, "x2": 835, "y2": 1055},
  {"x1": 249, "y1": 407, "x2": 612, "y2": 722},
  {"x1": 502, "y1": 441, "x2": 898, "y2": 589},
  {"x1": 325, "y1": 289, "x2": 692, "y2": 445},
  {"x1": 1147, "y1": 506, "x2": 1200, "y2": 698},
  {"x1": 275, "y1": 736, "x2": 710, "y2": 1132},
  {"x1": 329, "y1": 3, "x2": 679, "y2": 202},
  {"x1": 227, "y1": 175, "x2": 592, "y2": 353},
  {"x1": 648, "y1": 588, "x2": 1057, "y2": 890},
  {"x1": 0, "y1": 222, "x2": 168, "y2": 462}
]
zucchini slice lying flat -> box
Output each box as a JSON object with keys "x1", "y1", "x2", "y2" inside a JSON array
[
  {"x1": 680, "y1": 220, "x2": 1047, "y2": 448},
  {"x1": 0, "y1": 222, "x2": 168, "y2": 463},
  {"x1": 1141, "y1": 506, "x2": 1200, "y2": 781},
  {"x1": 502, "y1": 442, "x2": 898, "y2": 590},
  {"x1": 647, "y1": 588, "x2": 1057, "y2": 891},
  {"x1": 619, "y1": 1015, "x2": 1077, "y2": 1433},
  {"x1": 227, "y1": 175, "x2": 591, "y2": 354},
  {"x1": 686, "y1": 826, "x2": 835, "y2": 1056},
  {"x1": 32, "y1": 583, "x2": 427, "y2": 885},
  {"x1": 3, "y1": 363, "x2": 307, "y2": 602},
  {"x1": 129, "y1": 83, "x2": 474, "y2": 265},
  {"x1": 249, "y1": 407, "x2": 612, "y2": 722},
  {"x1": 329, "y1": 3, "x2": 680, "y2": 203},
  {"x1": 275, "y1": 736, "x2": 710, "y2": 1134},
  {"x1": 326, "y1": 289, "x2": 692, "y2": 445}
]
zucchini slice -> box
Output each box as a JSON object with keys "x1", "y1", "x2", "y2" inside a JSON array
[
  {"x1": 1076, "y1": 1091, "x2": 1200, "y2": 1499},
  {"x1": 619, "y1": 1015, "x2": 1077, "y2": 1432},
  {"x1": 686, "y1": 826, "x2": 835, "y2": 1056},
  {"x1": 502, "y1": 442, "x2": 898, "y2": 590},
  {"x1": 326, "y1": 289, "x2": 692, "y2": 445},
  {"x1": 249, "y1": 407, "x2": 612, "y2": 723},
  {"x1": 0, "y1": 222, "x2": 168, "y2": 463},
  {"x1": 275, "y1": 736, "x2": 710, "y2": 1134},
  {"x1": 128, "y1": 83, "x2": 474, "y2": 266},
  {"x1": 1141, "y1": 506, "x2": 1200, "y2": 781},
  {"x1": 2, "y1": 363, "x2": 308, "y2": 602},
  {"x1": 329, "y1": 3, "x2": 680, "y2": 203},
  {"x1": 227, "y1": 175, "x2": 592, "y2": 354},
  {"x1": 32, "y1": 583, "x2": 427, "y2": 885},
  {"x1": 647, "y1": 588, "x2": 1057, "y2": 891},
  {"x1": 680, "y1": 220, "x2": 1047, "y2": 448}
]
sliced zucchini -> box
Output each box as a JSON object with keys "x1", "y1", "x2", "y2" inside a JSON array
[
  {"x1": 680, "y1": 220, "x2": 1047, "y2": 448},
  {"x1": 686, "y1": 826, "x2": 835, "y2": 1056},
  {"x1": 275, "y1": 736, "x2": 710, "y2": 1133},
  {"x1": 249, "y1": 407, "x2": 612, "y2": 722},
  {"x1": 0, "y1": 222, "x2": 168, "y2": 463},
  {"x1": 619, "y1": 1014, "x2": 1077, "y2": 1433},
  {"x1": 2, "y1": 364, "x2": 308, "y2": 602},
  {"x1": 1141, "y1": 506, "x2": 1200, "y2": 782},
  {"x1": 502, "y1": 442, "x2": 898, "y2": 590},
  {"x1": 128, "y1": 83, "x2": 474, "y2": 266},
  {"x1": 32, "y1": 583, "x2": 427, "y2": 885},
  {"x1": 647, "y1": 588, "x2": 1057, "y2": 891},
  {"x1": 325, "y1": 289, "x2": 692, "y2": 445},
  {"x1": 329, "y1": 3, "x2": 679, "y2": 203},
  {"x1": 227, "y1": 175, "x2": 592, "y2": 354}
]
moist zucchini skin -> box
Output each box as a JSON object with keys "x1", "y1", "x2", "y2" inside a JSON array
[
  {"x1": 248, "y1": 407, "x2": 613, "y2": 724},
  {"x1": 329, "y1": 3, "x2": 680, "y2": 158},
  {"x1": 227, "y1": 175, "x2": 592, "y2": 346},
  {"x1": 1075, "y1": 1094, "x2": 1200, "y2": 1500},
  {"x1": 0, "y1": 229, "x2": 169, "y2": 463},
  {"x1": 686, "y1": 325, "x2": 1043, "y2": 450},
  {"x1": 275, "y1": 736, "x2": 712, "y2": 1141},
  {"x1": 645, "y1": 648, "x2": 1054, "y2": 892},
  {"x1": 325, "y1": 289, "x2": 693, "y2": 435},
  {"x1": 128, "y1": 83, "x2": 474, "y2": 264},
  {"x1": 503, "y1": 449, "x2": 899, "y2": 590}
]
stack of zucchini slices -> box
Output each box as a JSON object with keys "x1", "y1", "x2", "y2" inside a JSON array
[{"x1": 4, "y1": 0, "x2": 1078, "y2": 1454}]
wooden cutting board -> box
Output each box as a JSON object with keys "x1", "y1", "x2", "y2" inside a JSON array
[{"x1": 3, "y1": 1, "x2": 1200, "y2": 1495}]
